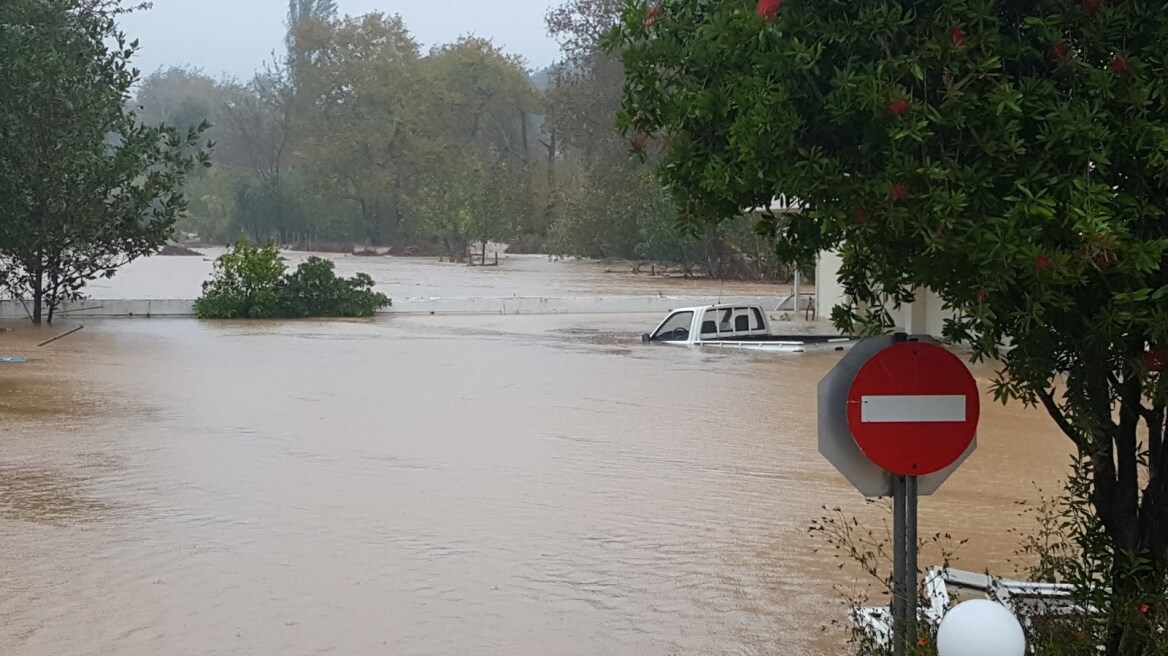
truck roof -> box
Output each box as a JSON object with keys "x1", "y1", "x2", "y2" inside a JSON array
[{"x1": 666, "y1": 303, "x2": 765, "y2": 313}]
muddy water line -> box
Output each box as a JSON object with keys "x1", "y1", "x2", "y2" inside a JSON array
[{"x1": 0, "y1": 313, "x2": 1071, "y2": 656}]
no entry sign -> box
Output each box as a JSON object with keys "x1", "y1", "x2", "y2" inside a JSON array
[
  {"x1": 820, "y1": 335, "x2": 982, "y2": 654},
  {"x1": 846, "y1": 341, "x2": 980, "y2": 476}
]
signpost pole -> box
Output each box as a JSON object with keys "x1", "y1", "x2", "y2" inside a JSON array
[
  {"x1": 891, "y1": 473, "x2": 919, "y2": 656},
  {"x1": 892, "y1": 475, "x2": 907, "y2": 656},
  {"x1": 906, "y1": 475, "x2": 919, "y2": 651},
  {"x1": 793, "y1": 269, "x2": 801, "y2": 319},
  {"x1": 890, "y1": 333, "x2": 908, "y2": 656}
]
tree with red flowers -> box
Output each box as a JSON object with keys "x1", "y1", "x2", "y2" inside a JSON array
[{"x1": 609, "y1": 1, "x2": 1168, "y2": 653}]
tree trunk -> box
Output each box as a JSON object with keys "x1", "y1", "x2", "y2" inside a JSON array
[
  {"x1": 520, "y1": 109, "x2": 530, "y2": 164},
  {"x1": 1056, "y1": 374, "x2": 1168, "y2": 656},
  {"x1": 30, "y1": 261, "x2": 43, "y2": 326},
  {"x1": 544, "y1": 128, "x2": 557, "y2": 225},
  {"x1": 46, "y1": 265, "x2": 62, "y2": 325}
]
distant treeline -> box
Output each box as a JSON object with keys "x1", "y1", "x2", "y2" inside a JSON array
[{"x1": 135, "y1": 0, "x2": 795, "y2": 280}]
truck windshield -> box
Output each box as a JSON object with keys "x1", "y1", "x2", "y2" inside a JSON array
[{"x1": 651, "y1": 311, "x2": 694, "y2": 341}]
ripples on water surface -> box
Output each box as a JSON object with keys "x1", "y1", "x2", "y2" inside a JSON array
[{"x1": 0, "y1": 256, "x2": 1071, "y2": 655}]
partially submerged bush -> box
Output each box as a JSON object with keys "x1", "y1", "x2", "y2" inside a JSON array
[
  {"x1": 195, "y1": 238, "x2": 390, "y2": 319},
  {"x1": 278, "y1": 257, "x2": 385, "y2": 318},
  {"x1": 816, "y1": 468, "x2": 1168, "y2": 656}
]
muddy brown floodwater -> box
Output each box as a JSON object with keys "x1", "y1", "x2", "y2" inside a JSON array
[{"x1": 0, "y1": 254, "x2": 1072, "y2": 655}]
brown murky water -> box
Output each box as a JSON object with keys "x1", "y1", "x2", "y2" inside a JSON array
[
  {"x1": 0, "y1": 255, "x2": 1071, "y2": 655},
  {"x1": 83, "y1": 249, "x2": 790, "y2": 300}
]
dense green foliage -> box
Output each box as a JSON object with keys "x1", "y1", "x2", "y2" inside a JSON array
[
  {"x1": 195, "y1": 239, "x2": 389, "y2": 319},
  {"x1": 610, "y1": 0, "x2": 1168, "y2": 653},
  {"x1": 0, "y1": 0, "x2": 209, "y2": 323},
  {"x1": 130, "y1": 2, "x2": 790, "y2": 279}
]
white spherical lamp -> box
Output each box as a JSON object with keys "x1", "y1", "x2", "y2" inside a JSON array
[{"x1": 936, "y1": 599, "x2": 1026, "y2": 656}]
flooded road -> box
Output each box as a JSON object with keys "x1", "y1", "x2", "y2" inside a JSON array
[
  {"x1": 0, "y1": 255, "x2": 1071, "y2": 655},
  {"x1": 83, "y1": 249, "x2": 789, "y2": 300}
]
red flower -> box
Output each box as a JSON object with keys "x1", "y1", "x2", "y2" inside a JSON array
[
  {"x1": 629, "y1": 134, "x2": 648, "y2": 155},
  {"x1": 1035, "y1": 254, "x2": 1052, "y2": 271},
  {"x1": 853, "y1": 207, "x2": 868, "y2": 225},
  {"x1": 1094, "y1": 250, "x2": 1116, "y2": 269},
  {"x1": 756, "y1": 0, "x2": 782, "y2": 21},
  {"x1": 1051, "y1": 41, "x2": 1068, "y2": 62},
  {"x1": 889, "y1": 184, "x2": 909, "y2": 201},
  {"x1": 1111, "y1": 56, "x2": 1132, "y2": 76},
  {"x1": 887, "y1": 98, "x2": 911, "y2": 117},
  {"x1": 644, "y1": 2, "x2": 662, "y2": 27},
  {"x1": 951, "y1": 26, "x2": 966, "y2": 47},
  {"x1": 1140, "y1": 603, "x2": 1152, "y2": 614},
  {"x1": 1082, "y1": 0, "x2": 1102, "y2": 15},
  {"x1": 1145, "y1": 347, "x2": 1167, "y2": 373}
]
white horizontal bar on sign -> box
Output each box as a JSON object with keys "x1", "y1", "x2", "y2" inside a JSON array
[{"x1": 860, "y1": 395, "x2": 966, "y2": 423}]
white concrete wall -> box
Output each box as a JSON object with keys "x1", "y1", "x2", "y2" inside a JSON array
[
  {"x1": 889, "y1": 288, "x2": 957, "y2": 338},
  {"x1": 1, "y1": 295, "x2": 794, "y2": 319},
  {"x1": 0, "y1": 299, "x2": 196, "y2": 320},
  {"x1": 815, "y1": 250, "x2": 847, "y2": 322},
  {"x1": 813, "y1": 251, "x2": 956, "y2": 339}
]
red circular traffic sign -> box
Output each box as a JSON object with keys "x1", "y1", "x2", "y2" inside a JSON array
[{"x1": 846, "y1": 341, "x2": 980, "y2": 476}]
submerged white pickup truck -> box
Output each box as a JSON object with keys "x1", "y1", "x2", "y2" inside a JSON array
[{"x1": 641, "y1": 303, "x2": 857, "y2": 353}]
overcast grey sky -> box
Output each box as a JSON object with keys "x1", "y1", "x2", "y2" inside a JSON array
[{"x1": 117, "y1": 0, "x2": 565, "y2": 81}]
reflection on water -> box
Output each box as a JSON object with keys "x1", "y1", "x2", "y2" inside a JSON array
[{"x1": 0, "y1": 260, "x2": 1072, "y2": 656}]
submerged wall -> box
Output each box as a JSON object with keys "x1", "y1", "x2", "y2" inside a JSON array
[
  {"x1": 0, "y1": 299, "x2": 196, "y2": 320},
  {"x1": 0, "y1": 295, "x2": 805, "y2": 320}
]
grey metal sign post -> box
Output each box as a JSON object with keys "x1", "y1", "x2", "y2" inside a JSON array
[{"x1": 891, "y1": 472, "x2": 918, "y2": 655}]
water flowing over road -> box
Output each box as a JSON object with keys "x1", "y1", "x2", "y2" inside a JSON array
[{"x1": 0, "y1": 252, "x2": 1070, "y2": 655}]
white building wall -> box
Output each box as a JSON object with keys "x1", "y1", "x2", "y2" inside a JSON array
[
  {"x1": 814, "y1": 251, "x2": 954, "y2": 339},
  {"x1": 815, "y1": 250, "x2": 847, "y2": 323},
  {"x1": 890, "y1": 288, "x2": 955, "y2": 338},
  {"x1": 749, "y1": 199, "x2": 955, "y2": 339}
]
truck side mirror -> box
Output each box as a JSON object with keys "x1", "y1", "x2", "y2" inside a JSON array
[{"x1": 641, "y1": 333, "x2": 651, "y2": 343}]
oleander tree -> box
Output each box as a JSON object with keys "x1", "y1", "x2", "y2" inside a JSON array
[{"x1": 609, "y1": 0, "x2": 1168, "y2": 652}]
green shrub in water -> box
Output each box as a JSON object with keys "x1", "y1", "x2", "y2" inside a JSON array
[
  {"x1": 278, "y1": 257, "x2": 387, "y2": 318},
  {"x1": 195, "y1": 238, "x2": 390, "y2": 319}
]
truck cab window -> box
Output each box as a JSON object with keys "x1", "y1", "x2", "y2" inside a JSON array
[{"x1": 651, "y1": 311, "x2": 694, "y2": 341}]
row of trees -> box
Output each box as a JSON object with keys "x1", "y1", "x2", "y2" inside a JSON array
[
  {"x1": 0, "y1": 0, "x2": 788, "y2": 324},
  {"x1": 137, "y1": 0, "x2": 785, "y2": 276}
]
